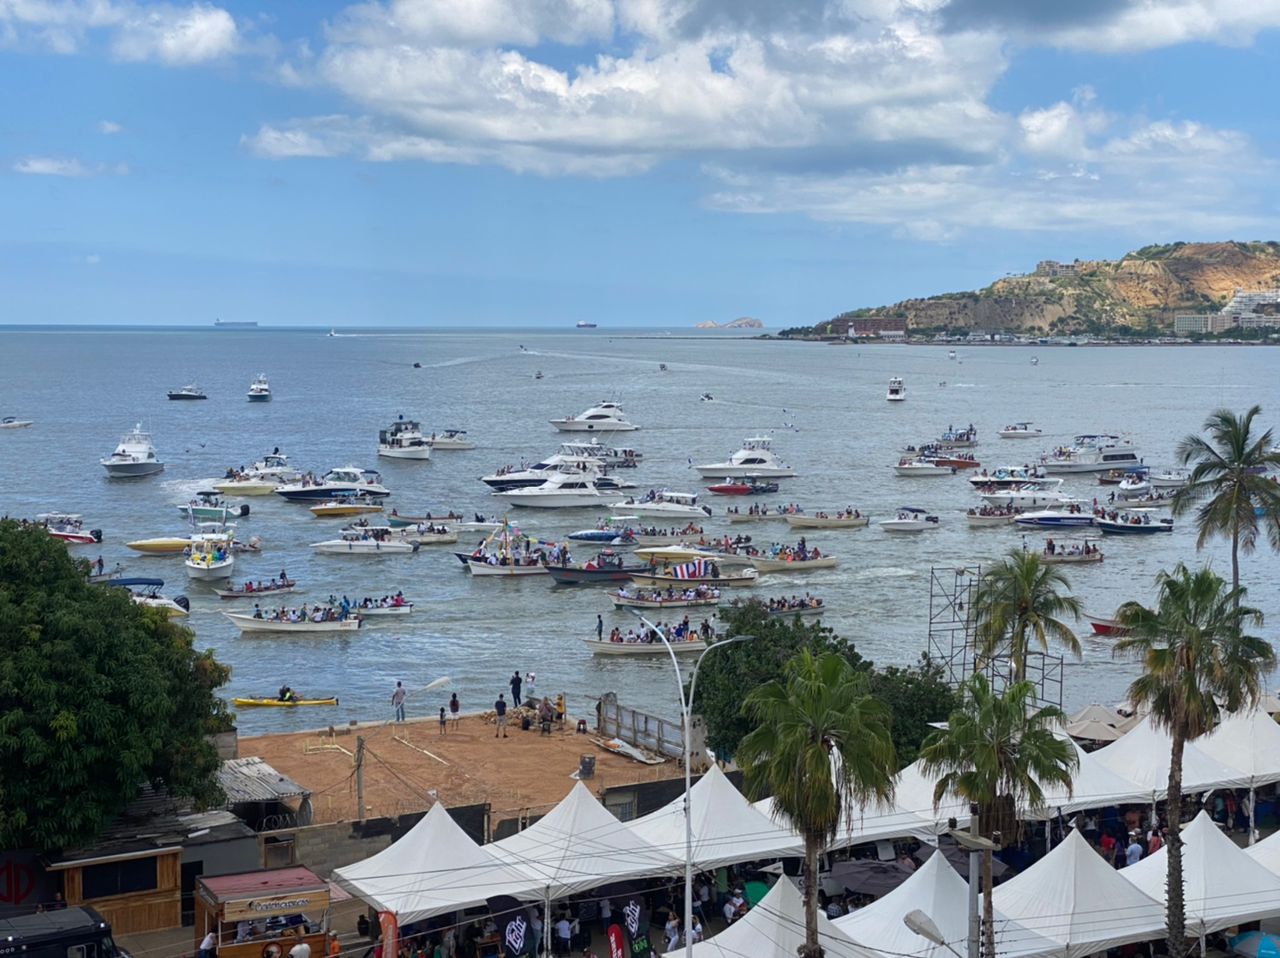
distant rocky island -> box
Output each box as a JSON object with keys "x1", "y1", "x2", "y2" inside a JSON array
[
  {"x1": 785, "y1": 241, "x2": 1280, "y2": 338},
  {"x1": 696, "y1": 317, "x2": 764, "y2": 329}
]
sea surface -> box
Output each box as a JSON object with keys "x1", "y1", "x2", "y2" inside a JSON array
[{"x1": 2, "y1": 327, "x2": 1278, "y2": 734}]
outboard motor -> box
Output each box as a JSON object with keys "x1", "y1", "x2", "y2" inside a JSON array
[
  {"x1": 90, "y1": 529, "x2": 103, "y2": 542},
  {"x1": 237, "y1": 504, "x2": 251, "y2": 517},
  {"x1": 701, "y1": 505, "x2": 713, "y2": 516},
  {"x1": 174, "y1": 595, "x2": 191, "y2": 612}
]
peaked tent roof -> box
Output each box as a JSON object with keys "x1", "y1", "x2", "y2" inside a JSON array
[
  {"x1": 991, "y1": 829, "x2": 1165, "y2": 958},
  {"x1": 1026, "y1": 739, "x2": 1151, "y2": 819},
  {"x1": 488, "y1": 781, "x2": 679, "y2": 898},
  {"x1": 1197, "y1": 710, "x2": 1280, "y2": 786},
  {"x1": 1069, "y1": 704, "x2": 1124, "y2": 726},
  {"x1": 1090, "y1": 715, "x2": 1251, "y2": 796},
  {"x1": 669, "y1": 876, "x2": 873, "y2": 958},
  {"x1": 1062, "y1": 719, "x2": 1123, "y2": 743},
  {"x1": 1122, "y1": 810, "x2": 1280, "y2": 934},
  {"x1": 1246, "y1": 821, "x2": 1280, "y2": 874},
  {"x1": 835, "y1": 849, "x2": 1058, "y2": 958},
  {"x1": 332, "y1": 803, "x2": 538, "y2": 923},
  {"x1": 629, "y1": 765, "x2": 803, "y2": 868}
]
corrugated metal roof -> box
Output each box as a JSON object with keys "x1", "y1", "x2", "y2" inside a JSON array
[
  {"x1": 218, "y1": 757, "x2": 309, "y2": 803},
  {"x1": 200, "y1": 866, "x2": 325, "y2": 901}
]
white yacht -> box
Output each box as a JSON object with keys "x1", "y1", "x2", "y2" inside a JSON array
[
  {"x1": 894, "y1": 458, "x2": 956, "y2": 477},
  {"x1": 247, "y1": 453, "x2": 299, "y2": 482},
  {"x1": 1148, "y1": 470, "x2": 1189, "y2": 489},
  {"x1": 493, "y1": 470, "x2": 627, "y2": 508},
  {"x1": 101, "y1": 424, "x2": 164, "y2": 478},
  {"x1": 275, "y1": 466, "x2": 391, "y2": 502},
  {"x1": 998, "y1": 422, "x2": 1042, "y2": 439},
  {"x1": 480, "y1": 455, "x2": 636, "y2": 492},
  {"x1": 694, "y1": 437, "x2": 795, "y2": 478},
  {"x1": 979, "y1": 486, "x2": 1067, "y2": 509},
  {"x1": 879, "y1": 507, "x2": 939, "y2": 532},
  {"x1": 559, "y1": 438, "x2": 642, "y2": 468},
  {"x1": 1041, "y1": 435, "x2": 1141, "y2": 474},
  {"x1": 549, "y1": 401, "x2": 639, "y2": 432},
  {"x1": 378, "y1": 417, "x2": 432, "y2": 460},
  {"x1": 427, "y1": 429, "x2": 476, "y2": 450},
  {"x1": 247, "y1": 374, "x2": 272, "y2": 402},
  {"x1": 886, "y1": 378, "x2": 906, "y2": 402},
  {"x1": 617, "y1": 490, "x2": 713, "y2": 518},
  {"x1": 968, "y1": 466, "x2": 1053, "y2": 488}
]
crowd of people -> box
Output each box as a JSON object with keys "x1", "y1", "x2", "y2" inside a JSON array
[
  {"x1": 612, "y1": 584, "x2": 721, "y2": 604},
  {"x1": 251, "y1": 604, "x2": 350, "y2": 623}
]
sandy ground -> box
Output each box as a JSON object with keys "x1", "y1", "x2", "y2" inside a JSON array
[{"x1": 244, "y1": 711, "x2": 679, "y2": 823}]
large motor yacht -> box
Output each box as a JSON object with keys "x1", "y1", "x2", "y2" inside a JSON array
[
  {"x1": 480, "y1": 455, "x2": 636, "y2": 492},
  {"x1": 101, "y1": 424, "x2": 164, "y2": 478},
  {"x1": 378, "y1": 417, "x2": 432, "y2": 460},
  {"x1": 886, "y1": 377, "x2": 906, "y2": 401},
  {"x1": 549, "y1": 401, "x2": 639, "y2": 432},
  {"x1": 1040, "y1": 435, "x2": 1141, "y2": 474},
  {"x1": 493, "y1": 470, "x2": 627, "y2": 508},
  {"x1": 694, "y1": 437, "x2": 795, "y2": 478},
  {"x1": 275, "y1": 466, "x2": 391, "y2": 502}
]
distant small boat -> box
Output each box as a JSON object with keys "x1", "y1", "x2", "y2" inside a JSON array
[
  {"x1": 886, "y1": 377, "x2": 906, "y2": 402},
  {"x1": 1084, "y1": 612, "x2": 1127, "y2": 636},
  {"x1": 167, "y1": 384, "x2": 207, "y2": 401},
  {"x1": 582, "y1": 637, "x2": 706, "y2": 656},
  {"x1": 0, "y1": 416, "x2": 33, "y2": 429},
  {"x1": 233, "y1": 696, "x2": 338, "y2": 707},
  {"x1": 1031, "y1": 356, "x2": 1040, "y2": 366},
  {"x1": 575, "y1": 321, "x2": 598, "y2": 329}
]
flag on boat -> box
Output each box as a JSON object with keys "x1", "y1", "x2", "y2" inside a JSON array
[{"x1": 671, "y1": 559, "x2": 706, "y2": 579}]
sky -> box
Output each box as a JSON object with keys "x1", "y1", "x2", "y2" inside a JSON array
[{"x1": 2, "y1": 0, "x2": 1279, "y2": 328}]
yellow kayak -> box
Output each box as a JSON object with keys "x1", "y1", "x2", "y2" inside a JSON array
[{"x1": 232, "y1": 696, "x2": 339, "y2": 708}]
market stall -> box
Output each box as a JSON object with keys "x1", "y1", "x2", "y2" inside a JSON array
[{"x1": 195, "y1": 867, "x2": 330, "y2": 958}]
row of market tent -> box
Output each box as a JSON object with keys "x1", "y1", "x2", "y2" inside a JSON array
[{"x1": 332, "y1": 709, "x2": 1280, "y2": 956}]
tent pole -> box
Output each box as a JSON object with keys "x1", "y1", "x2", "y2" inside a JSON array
[
  {"x1": 1249, "y1": 786, "x2": 1257, "y2": 845},
  {"x1": 544, "y1": 887, "x2": 551, "y2": 958}
]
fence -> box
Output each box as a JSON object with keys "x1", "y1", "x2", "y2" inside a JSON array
[{"x1": 597, "y1": 691, "x2": 685, "y2": 759}]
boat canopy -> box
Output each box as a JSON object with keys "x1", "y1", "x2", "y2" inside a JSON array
[{"x1": 104, "y1": 577, "x2": 165, "y2": 589}]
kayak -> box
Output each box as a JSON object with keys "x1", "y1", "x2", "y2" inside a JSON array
[{"x1": 232, "y1": 696, "x2": 340, "y2": 708}]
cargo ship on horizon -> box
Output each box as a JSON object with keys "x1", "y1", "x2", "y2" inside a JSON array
[{"x1": 214, "y1": 318, "x2": 259, "y2": 329}]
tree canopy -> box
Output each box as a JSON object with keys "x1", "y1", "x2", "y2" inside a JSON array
[
  {"x1": 693, "y1": 602, "x2": 957, "y2": 766},
  {"x1": 0, "y1": 519, "x2": 231, "y2": 850}
]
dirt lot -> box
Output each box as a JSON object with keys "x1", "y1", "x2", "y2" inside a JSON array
[{"x1": 244, "y1": 711, "x2": 679, "y2": 823}]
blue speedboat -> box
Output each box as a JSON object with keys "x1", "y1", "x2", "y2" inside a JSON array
[{"x1": 1096, "y1": 511, "x2": 1174, "y2": 535}]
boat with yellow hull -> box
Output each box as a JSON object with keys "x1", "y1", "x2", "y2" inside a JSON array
[
  {"x1": 126, "y1": 536, "x2": 192, "y2": 554},
  {"x1": 232, "y1": 696, "x2": 340, "y2": 708}
]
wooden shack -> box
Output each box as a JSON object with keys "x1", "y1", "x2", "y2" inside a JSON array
[{"x1": 194, "y1": 867, "x2": 330, "y2": 958}]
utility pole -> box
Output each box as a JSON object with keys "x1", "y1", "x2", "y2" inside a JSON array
[{"x1": 355, "y1": 736, "x2": 366, "y2": 823}]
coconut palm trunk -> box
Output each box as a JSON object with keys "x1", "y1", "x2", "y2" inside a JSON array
[
  {"x1": 802, "y1": 829, "x2": 822, "y2": 958},
  {"x1": 1166, "y1": 728, "x2": 1188, "y2": 956}
]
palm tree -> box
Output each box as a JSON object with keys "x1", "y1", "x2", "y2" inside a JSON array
[
  {"x1": 738, "y1": 649, "x2": 898, "y2": 958},
  {"x1": 919, "y1": 675, "x2": 1076, "y2": 958},
  {"x1": 1113, "y1": 564, "x2": 1274, "y2": 957},
  {"x1": 972, "y1": 550, "x2": 1083, "y2": 681},
  {"x1": 1173, "y1": 405, "x2": 1280, "y2": 605}
]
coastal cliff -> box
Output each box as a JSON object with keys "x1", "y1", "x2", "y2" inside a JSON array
[
  {"x1": 798, "y1": 241, "x2": 1280, "y2": 336},
  {"x1": 696, "y1": 317, "x2": 764, "y2": 329}
]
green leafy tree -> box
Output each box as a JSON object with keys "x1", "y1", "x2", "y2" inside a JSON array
[
  {"x1": 738, "y1": 650, "x2": 897, "y2": 958},
  {"x1": 0, "y1": 520, "x2": 231, "y2": 850},
  {"x1": 1112, "y1": 564, "x2": 1274, "y2": 956},
  {"x1": 973, "y1": 550, "x2": 1083, "y2": 681},
  {"x1": 693, "y1": 604, "x2": 956, "y2": 764},
  {"x1": 920, "y1": 675, "x2": 1075, "y2": 958},
  {"x1": 1172, "y1": 405, "x2": 1280, "y2": 605}
]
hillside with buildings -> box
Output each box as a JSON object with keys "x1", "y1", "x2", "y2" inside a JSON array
[{"x1": 792, "y1": 241, "x2": 1280, "y2": 338}]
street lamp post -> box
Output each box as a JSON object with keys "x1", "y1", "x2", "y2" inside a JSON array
[{"x1": 628, "y1": 609, "x2": 754, "y2": 958}]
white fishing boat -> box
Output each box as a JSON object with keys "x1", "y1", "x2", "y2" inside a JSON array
[
  {"x1": 167, "y1": 384, "x2": 207, "y2": 401},
  {"x1": 967, "y1": 466, "x2": 1054, "y2": 488},
  {"x1": 879, "y1": 507, "x2": 940, "y2": 532},
  {"x1": 213, "y1": 579, "x2": 296, "y2": 600},
  {"x1": 694, "y1": 437, "x2": 796, "y2": 478},
  {"x1": 494, "y1": 470, "x2": 626, "y2": 509},
  {"x1": 979, "y1": 487, "x2": 1064, "y2": 509},
  {"x1": 342, "y1": 602, "x2": 414, "y2": 617},
  {"x1": 609, "y1": 591, "x2": 720, "y2": 609},
  {"x1": 101, "y1": 424, "x2": 164, "y2": 478},
  {"x1": 185, "y1": 532, "x2": 235, "y2": 580},
  {"x1": 178, "y1": 497, "x2": 251, "y2": 522},
  {"x1": 378, "y1": 417, "x2": 432, "y2": 460},
  {"x1": 1039, "y1": 538, "x2": 1104, "y2": 565},
  {"x1": 394, "y1": 525, "x2": 459, "y2": 545},
  {"x1": 966, "y1": 509, "x2": 1017, "y2": 526},
  {"x1": 311, "y1": 532, "x2": 418, "y2": 554},
  {"x1": 0, "y1": 416, "x2": 33, "y2": 429},
  {"x1": 1148, "y1": 470, "x2": 1189, "y2": 489},
  {"x1": 616, "y1": 490, "x2": 712, "y2": 518},
  {"x1": 550, "y1": 401, "x2": 639, "y2": 432},
  {"x1": 727, "y1": 510, "x2": 792, "y2": 524},
  {"x1": 1040, "y1": 434, "x2": 1141, "y2": 474},
  {"x1": 894, "y1": 458, "x2": 956, "y2": 477},
  {"x1": 223, "y1": 612, "x2": 360, "y2": 633},
  {"x1": 748, "y1": 555, "x2": 839, "y2": 573},
  {"x1": 886, "y1": 377, "x2": 906, "y2": 401},
  {"x1": 247, "y1": 374, "x2": 272, "y2": 402},
  {"x1": 463, "y1": 557, "x2": 549, "y2": 576},
  {"x1": 426, "y1": 429, "x2": 475, "y2": 450},
  {"x1": 212, "y1": 477, "x2": 279, "y2": 496},
  {"x1": 582, "y1": 637, "x2": 707, "y2": 656},
  {"x1": 784, "y1": 513, "x2": 867, "y2": 529},
  {"x1": 999, "y1": 422, "x2": 1042, "y2": 439},
  {"x1": 276, "y1": 467, "x2": 391, "y2": 502},
  {"x1": 629, "y1": 567, "x2": 758, "y2": 588}
]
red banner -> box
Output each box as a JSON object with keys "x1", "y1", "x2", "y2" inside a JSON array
[
  {"x1": 378, "y1": 911, "x2": 398, "y2": 958},
  {"x1": 607, "y1": 924, "x2": 625, "y2": 958}
]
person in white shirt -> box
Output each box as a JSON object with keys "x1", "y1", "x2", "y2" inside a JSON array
[
  {"x1": 687, "y1": 917, "x2": 704, "y2": 944},
  {"x1": 554, "y1": 916, "x2": 572, "y2": 954},
  {"x1": 199, "y1": 931, "x2": 217, "y2": 958},
  {"x1": 288, "y1": 932, "x2": 311, "y2": 958}
]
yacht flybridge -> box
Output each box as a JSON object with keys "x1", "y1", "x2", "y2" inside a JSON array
[
  {"x1": 378, "y1": 417, "x2": 432, "y2": 460},
  {"x1": 695, "y1": 437, "x2": 795, "y2": 478},
  {"x1": 550, "y1": 401, "x2": 639, "y2": 432}
]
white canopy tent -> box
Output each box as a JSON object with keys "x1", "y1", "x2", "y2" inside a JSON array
[
  {"x1": 1122, "y1": 811, "x2": 1280, "y2": 936},
  {"x1": 331, "y1": 803, "x2": 538, "y2": 923},
  {"x1": 1245, "y1": 822, "x2": 1280, "y2": 874},
  {"x1": 1090, "y1": 715, "x2": 1251, "y2": 797},
  {"x1": 1027, "y1": 739, "x2": 1152, "y2": 819},
  {"x1": 666, "y1": 877, "x2": 873, "y2": 958},
  {"x1": 630, "y1": 765, "x2": 803, "y2": 868},
  {"x1": 991, "y1": 829, "x2": 1165, "y2": 958},
  {"x1": 835, "y1": 848, "x2": 1059, "y2": 958},
  {"x1": 1197, "y1": 709, "x2": 1280, "y2": 787},
  {"x1": 488, "y1": 781, "x2": 680, "y2": 899}
]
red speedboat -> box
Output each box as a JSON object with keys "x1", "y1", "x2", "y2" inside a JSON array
[
  {"x1": 1084, "y1": 612, "x2": 1128, "y2": 636},
  {"x1": 706, "y1": 478, "x2": 780, "y2": 496},
  {"x1": 38, "y1": 513, "x2": 102, "y2": 544}
]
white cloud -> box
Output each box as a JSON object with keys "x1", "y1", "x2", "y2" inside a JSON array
[
  {"x1": 1044, "y1": 0, "x2": 1280, "y2": 53},
  {"x1": 98, "y1": 119, "x2": 124, "y2": 134},
  {"x1": 13, "y1": 156, "x2": 91, "y2": 176},
  {"x1": 85, "y1": 253, "x2": 102, "y2": 264},
  {"x1": 0, "y1": 1, "x2": 239, "y2": 64}
]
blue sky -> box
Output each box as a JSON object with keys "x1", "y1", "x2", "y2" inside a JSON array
[{"x1": 2, "y1": 0, "x2": 1278, "y2": 327}]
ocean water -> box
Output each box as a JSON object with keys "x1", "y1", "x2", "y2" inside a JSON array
[{"x1": 1, "y1": 327, "x2": 1277, "y2": 733}]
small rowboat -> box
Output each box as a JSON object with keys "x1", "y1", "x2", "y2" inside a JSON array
[
  {"x1": 214, "y1": 581, "x2": 296, "y2": 599},
  {"x1": 395, "y1": 530, "x2": 459, "y2": 545},
  {"x1": 725, "y1": 600, "x2": 825, "y2": 618},
  {"x1": 233, "y1": 696, "x2": 339, "y2": 707},
  {"x1": 464, "y1": 559, "x2": 549, "y2": 576},
  {"x1": 784, "y1": 515, "x2": 867, "y2": 529},
  {"x1": 1084, "y1": 613, "x2": 1127, "y2": 636},
  {"x1": 342, "y1": 603, "x2": 413, "y2": 616},
  {"x1": 581, "y1": 637, "x2": 707, "y2": 656},
  {"x1": 727, "y1": 512, "x2": 789, "y2": 524},
  {"x1": 388, "y1": 513, "x2": 466, "y2": 528},
  {"x1": 629, "y1": 569, "x2": 758, "y2": 588},
  {"x1": 748, "y1": 556, "x2": 839, "y2": 574},
  {"x1": 632, "y1": 533, "x2": 699, "y2": 546},
  {"x1": 223, "y1": 612, "x2": 361, "y2": 633},
  {"x1": 966, "y1": 512, "x2": 1016, "y2": 526},
  {"x1": 311, "y1": 500, "x2": 385, "y2": 518},
  {"x1": 609, "y1": 593, "x2": 720, "y2": 609},
  {"x1": 1041, "y1": 550, "x2": 1103, "y2": 565}
]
